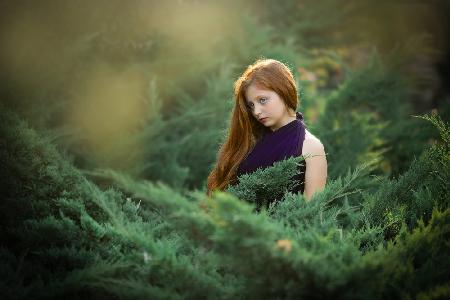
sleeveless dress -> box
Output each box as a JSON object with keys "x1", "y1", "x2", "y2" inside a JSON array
[{"x1": 236, "y1": 111, "x2": 307, "y2": 194}]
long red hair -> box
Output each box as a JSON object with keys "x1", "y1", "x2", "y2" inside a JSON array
[{"x1": 206, "y1": 58, "x2": 299, "y2": 195}]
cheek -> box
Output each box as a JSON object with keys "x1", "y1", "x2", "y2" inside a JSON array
[{"x1": 270, "y1": 100, "x2": 285, "y2": 113}]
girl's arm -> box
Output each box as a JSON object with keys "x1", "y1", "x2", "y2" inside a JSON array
[{"x1": 302, "y1": 137, "x2": 327, "y2": 201}]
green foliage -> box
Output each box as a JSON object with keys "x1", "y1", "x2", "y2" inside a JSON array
[
  {"x1": 360, "y1": 114, "x2": 450, "y2": 238},
  {"x1": 0, "y1": 110, "x2": 235, "y2": 299},
  {"x1": 1, "y1": 109, "x2": 448, "y2": 299},
  {"x1": 268, "y1": 161, "x2": 375, "y2": 232},
  {"x1": 226, "y1": 156, "x2": 306, "y2": 211},
  {"x1": 1, "y1": 1, "x2": 449, "y2": 298},
  {"x1": 131, "y1": 63, "x2": 236, "y2": 189},
  {"x1": 316, "y1": 51, "x2": 439, "y2": 179}
]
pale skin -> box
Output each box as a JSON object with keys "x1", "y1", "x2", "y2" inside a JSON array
[{"x1": 245, "y1": 84, "x2": 327, "y2": 201}]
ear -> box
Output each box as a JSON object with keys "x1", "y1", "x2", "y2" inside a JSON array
[{"x1": 286, "y1": 106, "x2": 296, "y2": 116}]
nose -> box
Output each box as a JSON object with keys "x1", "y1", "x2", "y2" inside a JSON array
[{"x1": 253, "y1": 104, "x2": 262, "y2": 116}]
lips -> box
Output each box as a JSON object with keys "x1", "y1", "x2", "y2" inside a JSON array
[{"x1": 259, "y1": 117, "x2": 268, "y2": 122}]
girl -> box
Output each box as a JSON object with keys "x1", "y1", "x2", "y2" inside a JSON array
[{"x1": 207, "y1": 59, "x2": 327, "y2": 201}]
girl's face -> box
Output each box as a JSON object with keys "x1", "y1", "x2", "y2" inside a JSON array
[{"x1": 245, "y1": 83, "x2": 295, "y2": 131}]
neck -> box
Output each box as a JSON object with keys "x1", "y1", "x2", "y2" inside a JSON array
[{"x1": 270, "y1": 113, "x2": 296, "y2": 132}]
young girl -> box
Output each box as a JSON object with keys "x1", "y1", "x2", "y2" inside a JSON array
[{"x1": 207, "y1": 59, "x2": 327, "y2": 201}]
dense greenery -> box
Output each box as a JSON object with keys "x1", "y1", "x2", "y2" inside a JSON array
[
  {"x1": 1, "y1": 1, "x2": 449, "y2": 299},
  {"x1": 1, "y1": 106, "x2": 448, "y2": 299}
]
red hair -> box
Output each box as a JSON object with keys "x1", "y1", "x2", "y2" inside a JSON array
[{"x1": 206, "y1": 58, "x2": 299, "y2": 195}]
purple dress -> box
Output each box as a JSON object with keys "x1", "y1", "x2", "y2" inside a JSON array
[{"x1": 236, "y1": 112, "x2": 307, "y2": 194}]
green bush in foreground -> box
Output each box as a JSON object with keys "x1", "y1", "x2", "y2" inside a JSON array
[{"x1": 0, "y1": 110, "x2": 448, "y2": 299}]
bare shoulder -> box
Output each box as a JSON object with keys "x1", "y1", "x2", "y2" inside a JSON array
[
  {"x1": 302, "y1": 129, "x2": 328, "y2": 201},
  {"x1": 302, "y1": 129, "x2": 325, "y2": 156}
]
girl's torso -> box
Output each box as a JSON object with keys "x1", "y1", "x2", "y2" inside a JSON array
[{"x1": 236, "y1": 112, "x2": 307, "y2": 194}]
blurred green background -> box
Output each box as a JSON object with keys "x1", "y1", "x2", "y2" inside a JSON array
[{"x1": 1, "y1": 0, "x2": 449, "y2": 191}]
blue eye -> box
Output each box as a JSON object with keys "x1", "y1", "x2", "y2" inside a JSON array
[{"x1": 259, "y1": 97, "x2": 268, "y2": 104}]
